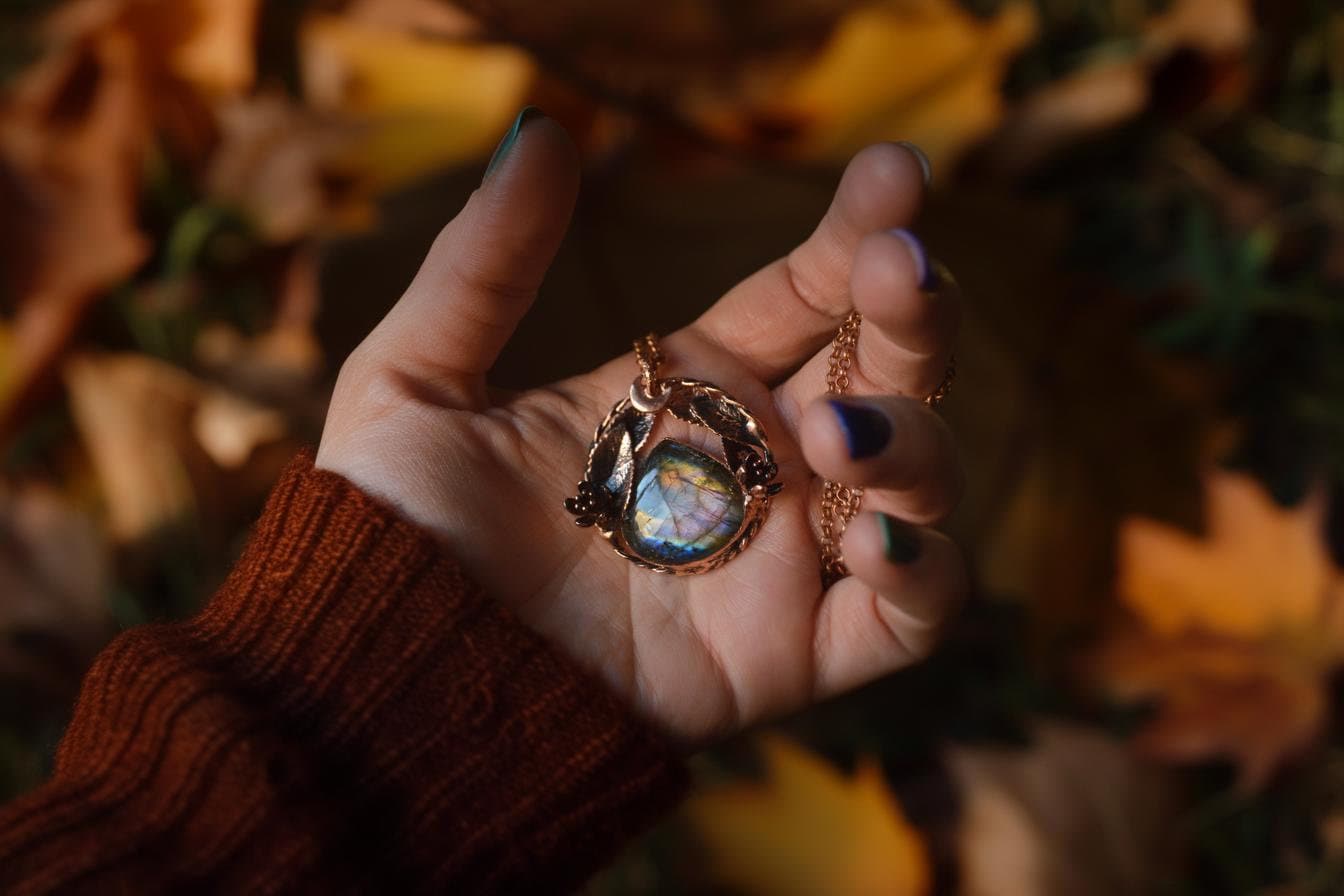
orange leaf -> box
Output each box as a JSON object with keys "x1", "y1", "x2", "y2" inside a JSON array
[
  {"x1": 684, "y1": 736, "x2": 930, "y2": 896},
  {"x1": 47, "y1": 0, "x2": 262, "y2": 98},
  {"x1": 1118, "y1": 472, "x2": 1334, "y2": 639},
  {"x1": 1092, "y1": 626, "x2": 1326, "y2": 792},
  {"x1": 0, "y1": 27, "x2": 152, "y2": 429},
  {"x1": 1093, "y1": 472, "x2": 1344, "y2": 790}
]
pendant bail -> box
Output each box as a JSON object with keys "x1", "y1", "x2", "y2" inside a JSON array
[
  {"x1": 630, "y1": 378, "x2": 669, "y2": 412},
  {"x1": 634, "y1": 333, "x2": 664, "y2": 396}
]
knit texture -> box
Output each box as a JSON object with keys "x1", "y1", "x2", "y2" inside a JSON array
[{"x1": 0, "y1": 452, "x2": 689, "y2": 894}]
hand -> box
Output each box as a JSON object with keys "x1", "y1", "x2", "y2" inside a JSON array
[{"x1": 316, "y1": 112, "x2": 966, "y2": 745}]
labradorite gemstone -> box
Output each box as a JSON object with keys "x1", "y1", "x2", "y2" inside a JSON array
[{"x1": 622, "y1": 440, "x2": 745, "y2": 565}]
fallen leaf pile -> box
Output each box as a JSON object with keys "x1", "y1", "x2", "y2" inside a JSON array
[{"x1": 5, "y1": 0, "x2": 1341, "y2": 890}]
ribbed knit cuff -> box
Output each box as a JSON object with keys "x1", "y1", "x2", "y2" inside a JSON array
[
  {"x1": 1, "y1": 450, "x2": 687, "y2": 895},
  {"x1": 191, "y1": 450, "x2": 690, "y2": 891}
]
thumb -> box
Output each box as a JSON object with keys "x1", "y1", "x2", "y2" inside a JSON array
[{"x1": 369, "y1": 107, "x2": 580, "y2": 408}]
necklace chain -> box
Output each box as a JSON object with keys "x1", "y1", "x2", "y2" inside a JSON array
[
  {"x1": 819, "y1": 311, "x2": 864, "y2": 586},
  {"x1": 634, "y1": 333, "x2": 664, "y2": 394},
  {"x1": 819, "y1": 312, "x2": 955, "y2": 587}
]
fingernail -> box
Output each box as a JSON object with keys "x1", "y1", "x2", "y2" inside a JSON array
[
  {"x1": 889, "y1": 228, "x2": 939, "y2": 291},
  {"x1": 828, "y1": 399, "x2": 891, "y2": 460},
  {"x1": 485, "y1": 106, "x2": 543, "y2": 180},
  {"x1": 877, "y1": 513, "x2": 922, "y2": 564},
  {"x1": 895, "y1": 141, "x2": 932, "y2": 188}
]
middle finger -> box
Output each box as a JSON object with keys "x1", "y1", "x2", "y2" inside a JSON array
[
  {"x1": 798, "y1": 394, "x2": 963, "y2": 525},
  {"x1": 774, "y1": 228, "x2": 959, "y2": 431}
]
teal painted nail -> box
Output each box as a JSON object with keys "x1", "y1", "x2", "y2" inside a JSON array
[
  {"x1": 895, "y1": 141, "x2": 932, "y2": 187},
  {"x1": 485, "y1": 106, "x2": 542, "y2": 180},
  {"x1": 876, "y1": 513, "x2": 922, "y2": 564}
]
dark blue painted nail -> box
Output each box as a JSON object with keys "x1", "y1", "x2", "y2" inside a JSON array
[
  {"x1": 829, "y1": 399, "x2": 891, "y2": 460},
  {"x1": 485, "y1": 106, "x2": 543, "y2": 180},
  {"x1": 877, "y1": 513, "x2": 922, "y2": 564},
  {"x1": 894, "y1": 141, "x2": 932, "y2": 187},
  {"x1": 890, "y1": 228, "x2": 939, "y2": 291}
]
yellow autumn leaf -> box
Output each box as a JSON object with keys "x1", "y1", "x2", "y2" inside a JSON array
[
  {"x1": 684, "y1": 736, "x2": 929, "y2": 896},
  {"x1": 763, "y1": 0, "x2": 1037, "y2": 166},
  {"x1": 300, "y1": 14, "x2": 535, "y2": 189},
  {"x1": 1118, "y1": 471, "x2": 1335, "y2": 639}
]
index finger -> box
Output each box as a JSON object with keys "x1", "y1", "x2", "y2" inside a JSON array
[{"x1": 685, "y1": 142, "x2": 930, "y2": 384}]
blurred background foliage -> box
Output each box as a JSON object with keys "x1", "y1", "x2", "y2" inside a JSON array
[{"x1": 1, "y1": 0, "x2": 1343, "y2": 892}]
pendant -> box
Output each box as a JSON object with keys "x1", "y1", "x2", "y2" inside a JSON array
[{"x1": 565, "y1": 336, "x2": 782, "y2": 575}]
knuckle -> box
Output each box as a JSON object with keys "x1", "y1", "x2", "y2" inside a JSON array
[{"x1": 784, "y1": 241, "x2": 849, "y2": 320}]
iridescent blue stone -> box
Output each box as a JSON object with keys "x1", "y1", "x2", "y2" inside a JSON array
[{"x1": 622, "y1": 439, "x2": 745, "y2": 565}]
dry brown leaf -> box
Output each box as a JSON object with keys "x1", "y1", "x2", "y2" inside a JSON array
[
  {"x1": 1093, "y1": 626, "x2": 1327, "y2": 792},
  {"x1": 46, "y1": 0, "x2": 262, "y2": 98},
  {"x1": 62, "y1": 353, "x2": 203, "y2": 541},
  {"x1": 1146, "y1": 0, "x2": 1253, "y2": 56},
  {"x1": 193, "y1": 248, "x2": 324, "y2": 401},
  {"x1": 195, "y1": 321, "x2": 323, "y2": 398},
  {"x1": 684, "y1": 736, "x2": 930, "y2": 896},
  {"x1": 0, "y1": 28, "x2": 152, "y2": 429},
  {"x1": 338, "y1": 0, "x2": 481, "y2": 38},
  {"x1": 950, "y1": 721, "x2": 1179, "y2": 896},
  {"x1": 0, "y1": 481, "x2": 112, "y2": 693},
  {"x1": 451, "y1": 0, "x2": 858, "y2": 97},
  {"x1": 990, "y1": 60, "x2": 1150, "y2": 172},
  {"x1": 64, "y1": 350, "x2": 301, "y2": 539},
  {"x1": 192, "y1": 390, "x2": 288, "y2": 470},
  {"x1": 989, "y1": 0, "x2": 1252, "y2": 171},
  {"x1": 158, "y1": 0, "x2": 261, "y2": 97},
  {"x1": 206, "y1": 92, "x2": 371, "y2": 241},
  {"x1": 1092, "y1": 472, "x2": 1344, "y2": 791},
  {"x1": 0, "y1": 0, "x2": 263, "y2": 431}
]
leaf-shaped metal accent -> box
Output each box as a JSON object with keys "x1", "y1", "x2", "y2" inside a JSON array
[
  {"x1": 666, "y1": 380, "x2": 770, "y2": 455},
  {"x1": 723, "y1": 440, "x2": 750, "y2": 477},
  {"x1": 584, "y1": 399, "x2": 655, "y2": 509},
  {"x1": 628, "y1": 405, "x2": 656, "y2": 455}
]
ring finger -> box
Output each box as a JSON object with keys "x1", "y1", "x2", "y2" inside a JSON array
[{"x1": 798, "y1": 394, "x2": 963, "y2": 525}]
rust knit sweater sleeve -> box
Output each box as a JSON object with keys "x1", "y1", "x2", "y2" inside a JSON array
[{"x1": 0, "y1": 452, "x2": 689, "y2": 894}]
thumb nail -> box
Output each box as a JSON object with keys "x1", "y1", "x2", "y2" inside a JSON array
[{"x1": 485, "y1": 106, "x2": 543, "y2": 181}]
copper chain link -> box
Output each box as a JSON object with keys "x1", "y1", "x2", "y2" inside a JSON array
[
  {"x1": 634, "y1": 333, "x2": 665, "y2": 395},
  {"x1": 818, "y1": 311, "x2": 955, "y2": 587}
]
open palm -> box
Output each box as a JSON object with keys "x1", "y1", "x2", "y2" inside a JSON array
[{"x1": 315, "y1": 114, "x2": 965, "y2": 745}]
